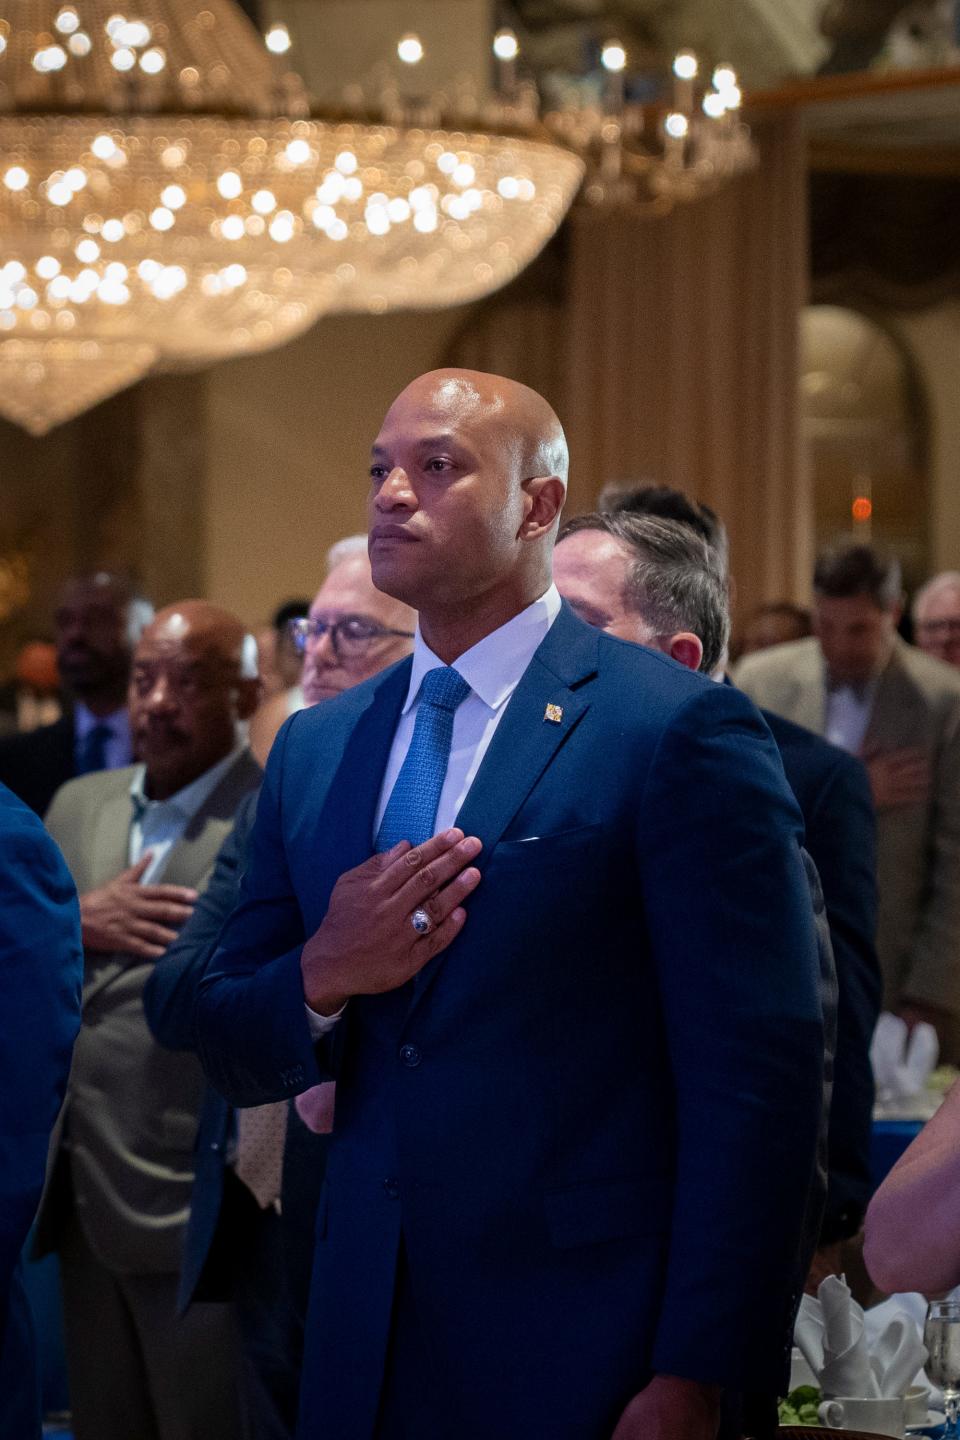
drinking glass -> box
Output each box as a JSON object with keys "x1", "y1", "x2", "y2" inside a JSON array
[{"x1": 925, "y1": 1298, "x2": 960, "y2": 1436}]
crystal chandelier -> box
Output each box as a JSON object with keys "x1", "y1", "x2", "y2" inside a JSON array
[
  {"x1": 309, "y1": 17, "x2": 758, "y2": 214},
  {"x1": 0, "y1": 2, "x2": 584, "y2": 434}
]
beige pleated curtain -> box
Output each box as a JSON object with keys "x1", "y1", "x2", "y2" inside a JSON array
[{"x1": 448, "y1": 114, "x2": 812, "y2": 624}]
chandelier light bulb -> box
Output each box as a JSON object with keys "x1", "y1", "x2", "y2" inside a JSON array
[
  {"x1": 600, "y1": 41, "x2": 627, "y2": 74},
  {"x1": 47, "y1": 180, "x2": 74, "y2": 206},
  {"x1": 673, "y1": 52, "x2": 698, "y2": 80},
  {"x1": 664, "y1": 112, "x2": 689, "y2": 139},
  {"x1": 33, "y1": 45, "x2": 69, "y2": 72},
  {"x1": 55, "y1": 8, "x2": 81, "y2": 33},
  {"x1": 713, "y1": 65, "x2": 737, "y2": 91},
  {"x1": 161, "y1": 184, "x2": 185, "y2": 209},
  {"x1": 264, "y1": 23, "x2": 291, "y2": 55},
  {"x1": 285, "y1": 138, "x2": 311, "y2": 165},
  {"x1": 110, "y1": 47, "x2": 136, "y2": 70},
  {"x1": 105, "y1": 14, "x2": 127, "y2": 40},
  {"x1": 140, "y1": 47, "x2": 166, "y2": 73},
  {"x1": 68, "y1": 31, "x2": 93, "y2": 54},
  {"x1": 216, "y1": 170, "x2": 243, "y2": 200},
  {"x1": 397, "y1": 33, "x2": 424, "y2": 65},
  {"x1": 118, "y1": 19, "x2": 151, "y2": 47},
  {"x1": 493, "y1": 29, "x2": 519, "y2": 62},
  {"x1": 91, "y1": 134, "x2": 118, "y2": 160},
  {"x1": 702, "y1": 91, "x2": 726, "y2": 118},
  {"x1": 723, "y1": 85, "x2": 742, "y2": 110},
  {"x1": 4, "y1": 167, "x2": 30, "y2": 192}
]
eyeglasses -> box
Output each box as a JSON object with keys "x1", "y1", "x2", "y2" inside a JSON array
[{"x1": 288, "y1": 615, "x2": 414, "y2": 660}]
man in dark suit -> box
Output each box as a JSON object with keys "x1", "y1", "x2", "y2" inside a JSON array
[
  {"x1": 576, "y1": 488, "x2": 882, "y2": 1252},
  {"x1": 0, "y1": 573, "x2": 153, "y2": 815},
  {"x1": 38, "y1": 601, "x2": 262, "y2": 1440},
  {"x1": 195, "y1": 369, "x2": 825, "y2": 1440},
  {"x1": 0, "y1": 784, "x2": 82, "y2": 1440},
  {"x1": 144, "y1": 546, "x2": 415, "y2": 1440}
]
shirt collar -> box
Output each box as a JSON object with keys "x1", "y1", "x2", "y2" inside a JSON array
[
  {"x1": 402, "y1": 585, "x2": 562, "y2": 715},
  {"x1": 129, "y1": 746, "x2": 244, "y2": 822}
]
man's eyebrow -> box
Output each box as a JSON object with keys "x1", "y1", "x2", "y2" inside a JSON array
[{"x1": 371, "y1": 434, "x2": 461, "y2": 457}]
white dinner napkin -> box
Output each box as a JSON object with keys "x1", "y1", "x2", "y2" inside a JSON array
[
  {"x1": 871, "y1": 1013, "x2": 939, "y2": 1108},
  {"x1": 794, "y1": 1276, "x2": 928, "y2": 1398},
  {"x1": 865, "y1": 1289, "x2": 960, "y2": 1408}
]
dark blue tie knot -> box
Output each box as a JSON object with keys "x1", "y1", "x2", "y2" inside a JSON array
[
  {"x1": 419, "y1": 666, "x2": 470, "y2": 713},
  {"x1": 76, "y1": 721, "x2": 112, "y2": 776}
]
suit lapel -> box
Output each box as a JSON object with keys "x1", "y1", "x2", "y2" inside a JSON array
[
  {"x1": 318, "y1": 660, "x2": 412, "y2": 876},
  {"x1": 408, "y1": 605, "x2": 598, "y2": 1013},
  {"x1": 161, "y1": 750, "x2": 262, "y2": 890},
  {"x1": 90, "y1": 776, "x2": 135, "y2": 890},
  {"x1": 790, "y1": 648, "x2": 827, "y2": 736},
  {"x1": 862, "y1": 641, "x2": 923, "y2": 754}
]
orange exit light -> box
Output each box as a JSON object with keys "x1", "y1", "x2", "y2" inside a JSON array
[{"x1": 852, "y1": 496, "x2": 873, "y2": 523}]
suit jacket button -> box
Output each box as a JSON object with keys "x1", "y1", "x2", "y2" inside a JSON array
[
  {"x1": 383, "y1": 1178, "x2": 400, "y2": 1200},
  {"x1": 399, "y1": 1043, "x2": 422, "y2": 1068}
]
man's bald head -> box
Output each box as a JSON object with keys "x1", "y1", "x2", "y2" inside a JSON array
[
  {"x1": 368, "y1": 369, "x2": 568, "y2": 643},
  {"x1": 130, "y1": 600, "x2": 260, "y2": 800},
  {"x1": 391, "y1": 369, "x2": 569, "y2": 491}
]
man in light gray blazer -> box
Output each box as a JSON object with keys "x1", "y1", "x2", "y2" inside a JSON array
[
  {"x1": 737, "y1": 542, "x2": 960, "y2": 1060},
  {"x1": 38, "y1": 600, "x2": 262, "y2": 1440}
]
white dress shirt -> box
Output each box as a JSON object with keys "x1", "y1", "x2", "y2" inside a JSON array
[
  {"x1": 306, "y1": 585, "x2": 562, "y2": 1032},
  {"x1": 129, "y1": 748, "x2": 243, "y2": 881},
  {"x1": 373, "y1": 584, "x2": 563, "y2": 839},
  {"x1": 824, "y1": 681, "x2": 876, "y2": 755},
  {"x1": 74, "y1": 701, "x2": 132, "y2": 772}
]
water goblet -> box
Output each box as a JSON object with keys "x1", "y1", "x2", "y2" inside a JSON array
[{"x1": 925, "y1": 1298, "x2": 960, "y2": 1437}]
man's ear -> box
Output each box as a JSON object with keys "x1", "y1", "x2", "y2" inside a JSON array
[
  {"x1": 668, "y1": 633, "x2": 704, "y2": 674},
  {"x1": 519, "y1": 476, "x2": 566, "y2": 541}
]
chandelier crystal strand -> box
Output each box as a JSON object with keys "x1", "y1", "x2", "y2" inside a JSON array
[{"x1": 0, "y1": 2, "x2": 584, "y2": 434}]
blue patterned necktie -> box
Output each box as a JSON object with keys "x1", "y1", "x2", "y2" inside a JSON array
[
  {"x1": 376, "y1": 666, "x2": 471, "y2": 852},
  {"x1": 76, "y1": 721, "x2": 112, "y2": 776}
]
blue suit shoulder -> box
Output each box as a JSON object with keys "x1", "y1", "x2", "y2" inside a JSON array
[{"x1": 0, "y1": 783, "x2": 82, "y2": 1433}]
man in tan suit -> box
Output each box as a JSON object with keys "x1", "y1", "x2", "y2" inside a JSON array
[
  {"x1": 39, "y1": 600, "x2": 262, "y2": 1440},
  {"x1": 737, "y1": 542, "x2": 960, "y2": 1059}
]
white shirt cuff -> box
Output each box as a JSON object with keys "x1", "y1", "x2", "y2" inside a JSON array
[{"x1": 305, "y1": 1001, "x2": 346, "y2": 1039}]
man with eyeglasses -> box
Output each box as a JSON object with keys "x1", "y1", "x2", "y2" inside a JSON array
[
  {"x1": 144, "y1": 541, "x2": 415, "y2": 1440},
  {"x1": 914, "y1": 571, "x2": 960, "y2": 671}
]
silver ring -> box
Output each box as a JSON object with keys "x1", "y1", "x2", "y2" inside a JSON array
[{"x1": 410, "y1": 907, "x2": 433, "y2": 936}]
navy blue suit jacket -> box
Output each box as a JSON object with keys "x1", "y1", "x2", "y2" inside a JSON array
[
  {"x1": 0, "y1": 783, "x2": 82, "y2": 1438},
  {"x1": 0, "y1": 713, "x2": 74, "y2": 817},
  {"x1": 144, "y1": 789, "x2": 327, "y2": 1319},
  {"x1": 196, "y1": 606, "x2": 825, "y2": 1440},
  {"x1": 762, "y1": 711, "x2": 880, "y2": 1243}
]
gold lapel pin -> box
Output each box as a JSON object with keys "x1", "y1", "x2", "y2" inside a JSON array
[{"x1": 544, "y1": 703, "x2": 564, "y2": 724}]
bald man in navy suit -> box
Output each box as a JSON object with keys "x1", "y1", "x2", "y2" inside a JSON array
[{"x1": 196, "y1": 371, "x2": 825, "y2": 1440}]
